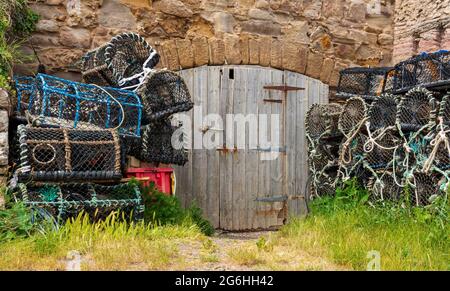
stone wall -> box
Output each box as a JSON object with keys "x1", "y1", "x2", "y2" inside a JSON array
[
  {"x1": 18, "y1": 0, "x2": 395, "y2": 88},
  {"x1": 0, "y1": 89, "x2": 10, "y2": 197},
  {"x1": 393, "y1": 0, "x2": 450, "y2": 63}
]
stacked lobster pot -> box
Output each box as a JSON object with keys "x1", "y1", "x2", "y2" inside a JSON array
[
  {"x1": 81, "y1": 32, "x2": 193, "y2": 166},
  {"x1": 306, "y1": 51, "x2": 450, "y2": 206},
  {"x1": 305, "y1": 103, "x2": 343, "y2": 199},
  {"x1": 10, "y1": 74, "x2": 144, "y2": 222}
]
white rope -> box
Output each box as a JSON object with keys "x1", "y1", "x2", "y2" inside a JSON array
[
  {"x1": 117, "y1": 52, "x2": 158, "y2": 91},
  {"x1": 90, "y1": 84, "x2": 125, "y2": 131},
  {"x1": 422, "y1": 117, "x2": 450, "y2": 173},
  {"x1": 363, "y1": 122, "x2": 397, "y2": 153}
]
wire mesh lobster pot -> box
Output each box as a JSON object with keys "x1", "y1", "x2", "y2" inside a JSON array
[
  {"x1": 135, "y1": 119, "x2": 188, "y2": 166},
  {"x1": 308, "y1": 171, "x2": 337, "y2": 200},
  {"x1": 305, "y1": 103, "x2": 342, "y2": 141},
  {"x1": 136, "y1": 70, "x2": 194, "y2": 121},
  {"x1": 308, "y1": 141, "x2": 340, "y2": 173},
  {"x1": 29, "y1": 74, "x2": 142, "y2": 138},
  {"x1": 11, "y1": 182, "x2": 143, "y2": 221},
  {"x1": 17, "y1": 125, "x2": 123, "y2": 181},
  {"x1": 338, "y1": 97, "x2": 368, "y2": 137},
  {"x1": 423, "y1": 130, "x2": 450, "y2": 171},
  {"x1": 439, "y1": 93, "x2": 450, "y2": 126},
  {"x1": 367, "y1": 171, "x2": 403, "y2": 202},
  {"x1": 396, "y1": 87, "x2": 437, "y2": 133},
  {"x1": 406, "y1": 171, "x2": 447, "y2": 206},
  {"x1": 364, "y1": 129, "x2": 400, "y2": 171},
  {"x1": 393, "y1": 50, "x2": 450, "y2": 94},
  {"x1": 338, "y1": 133, "x2": 368, "y2": 177},
  {"x1": 82, "y1": 32, "x2": 160, "y2": 87},
  {"x1": 367, "y1": 94, "x2": 398, "y2": 130},
  {"x1": 14, "y1": 76, "x2": 36, "y2": 117},
  {"x1": 336, "y1": 67, "x2": 393, "y2": 101}
]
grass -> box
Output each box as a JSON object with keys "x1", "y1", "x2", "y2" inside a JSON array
[
  {"x1": 272, "y1": 180, "x2": 449, "y2": 271},
  {"x1": 0, "y1": 212, "x2": 204, "y2": 270}
]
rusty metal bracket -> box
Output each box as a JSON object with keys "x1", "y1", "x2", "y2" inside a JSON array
[
  {"x1": 216, "y1": 147, "x2": 238, "y2": 153},
  {"x1": 264, "y1": 85, "x2": 305, "y2": 92},
  {"x1": 257, "y1": 146, "x2": 286, "y2": 153},
  {"x1": 255, "y1": 195, "x2": 288, "y2": 202},
  {"x1": 263, "y1": 98, "x2": 283, "y2": 103}
]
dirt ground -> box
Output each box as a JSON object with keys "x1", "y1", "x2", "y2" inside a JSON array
[{"x1": 172, "y1": 231, "x2": 346, "y2": 271}]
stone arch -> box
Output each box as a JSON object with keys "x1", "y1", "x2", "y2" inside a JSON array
[{"x1": 154, "y1": 36, "x2": 338, "y2": 87}]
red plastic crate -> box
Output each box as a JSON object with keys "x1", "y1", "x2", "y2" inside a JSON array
[{"x1": 125, "y1": 168, "x2": 174, "y2": 195}]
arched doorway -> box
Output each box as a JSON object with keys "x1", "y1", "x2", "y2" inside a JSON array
[{"x1": 175, "y1": 65, "x2": 329, "y2": 231}]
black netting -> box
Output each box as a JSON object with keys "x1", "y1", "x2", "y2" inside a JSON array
[
  {"x1": 82, "y1": 32, "x2": 160, "y2": 87},
  {"x1": 14, "y1": 76, "x2": 36, "y2": 116},
  {"x1": 135, "y1": 119, "x2": 188, "y2": 166},
  {"x1": 439, "y1": 93, "x2": 450, "y2": 126},
  {"x1": 336, "y1": 67, "x2": 393, "y2": 100},
  {"x1": 338, "y1": 97, "x2": 368, "y2": 137},
  {"x1": 136, "y1": 70, "x2": 193, "y2": 121},
  {"x1": 393, "y1": 51, "x2": 450, "y2": 94},
  {"x1": 407, "y1": 171, "x2": 446, "y2": 206},
  {"x1": 305, "y1": 103, "x2": 342, "y2": 140},
  {"x1": 368, "y1": 94, "x2": 398, "y2": 130},
  {"x1": 396, "y1": 87, "x2": 437, "y2": 132},
  {"x1": 364, "y1": 129, "x2": 399, "y2": 170},
  {"x1": 11, "y1": 182, "x2": 143, "y2": 222},
  {"x1": 309, "y1": 172, "x2": 337, "y2": 200},
  {"x1": 368, "y1": 171, "x2": 403, "y2": 202},
  {"x1": 17, "y1": 125, "x2": 123, "y2": 181}
]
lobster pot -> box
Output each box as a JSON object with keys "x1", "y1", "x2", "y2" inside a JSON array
[
  {"x1": 309, "y1": 171, "x2": 336, "y2": 200},
  {"x1": 336, "y1": 67, "x2": 393, "y2": 101},
  {"x1": 368, "y1": 94, "x2": 398, "y2": 130},
  {"x1": 439, "y1": 94, "x2": 450, "y2": 125},
  {"x1": 424, "y1": 130, "x2": 450, "y2": 171},
  {"x1": 407, "y1": 171, "x2": 447, "y2": 206},
  {"x1": 81, "y1": 32, "x2": 160, "y2": 87},
  {"x1": 305, "y1": 103, "x2": 342, "y2": 140},
  {"x1": 393, "y1": 50, "x2": 450, "y2": 94},
  {"x1": 14, "y1": 76, "x2": 36, "y2": 116},
  {"x1": 81, "y1": 47, "x2": 114, "y2": 87},
  {"x1": 11, "y1": 183, "x2": 143, "y2": 221},
  {"x1": 396, "y1": 87, "x2": 437, "y2": 133},
  {"x1": 137, "y1": 119, "x2": 188, "y2": 166},
  {"x1": 137, "y1": 70, "x2": 194, "y2": 121},
  {"x1": 30, "y1": 74, "x2": 142, "y2": 138},
  {"x1": 368, "y1": 171, "x2": 403, "y2": 202},
  {"x1": 17, "y1": 125, "x2": 123, "y2": 181},
  {"x1": 339, "y1": 133, "x2": 367, "y2": 175},
  {"x1": 308, "y1": 142, "x2": 340, "y2": 172},
  {"x1": 338, "y1": 97, "x2": 368, "y2": 137},
  {"x1": 364, "y1": 130, "x2": 399, "y2": 170}
]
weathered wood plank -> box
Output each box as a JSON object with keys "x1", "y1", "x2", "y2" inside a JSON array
[
  {"x1": 285, "y1": 71, "x2": 299, "y2": 217},
  {"x1": 268, "y1": 69, "x2": 285, "y2": 227},
  {"x1": 231, "y1": 67, "x2": 247, "y2": 230},
  {"x1": 246, "y1": 67, "x2": 260, "y2": 230},
  {"x1": 219, "y1": 67, "x2": 234, "y2": 230},
  {"x1": 295, "y1": 74, "x2": 308, "y2": 214},
  {"x1": 206, "y1": 66, "x2": 221, "y2": 228},
  {"x1": 191, "y1": 67, "x2": 208, "y2": 216}
]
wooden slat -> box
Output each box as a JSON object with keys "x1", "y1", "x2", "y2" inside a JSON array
[
  {"x1": 246, "y1": 67, "x2": 260, "y2": 230},
  {"x1": 219, "y1": 67, "x2": 234, "y2": 230},
  {"x1": 231, "y1": 67, "x2": 246, "y2": 230},
  {"x1": 191, "y1": 67, "x2": 208, "y2": 216},
  {"x1": 295, "y1": 74, "x2": 308, "y2": 211},
  {"x1": 206, "y1": 66, "x2": 221, "y2": 228},
  {"x1": 285, "y1": 71, "x2": 299, "y2": 217},
  {"x1": 257, "y1": 67, "x2": 274, "y2": 229},
  {"x1": 268, "y1": 69, "x2": 284, "y2": 227}
]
